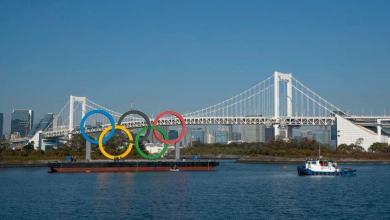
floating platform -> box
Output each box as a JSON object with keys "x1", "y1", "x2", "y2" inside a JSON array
[{"x1": 48, "y1": 160, "x2": 219, "y2": 173}]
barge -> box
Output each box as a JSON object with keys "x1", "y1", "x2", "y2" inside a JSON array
[{"x1": 48, "y1": 160, "x2": 219, "y2": 173}]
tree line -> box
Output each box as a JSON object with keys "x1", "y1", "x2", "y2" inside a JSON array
[{"x1": 1, "y1": 135, "x2": 390, "y2": 161}]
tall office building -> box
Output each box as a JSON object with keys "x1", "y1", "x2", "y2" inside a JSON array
[
  {"x1": 191, "y1": 128, "x2": 205, "y2": 146},
  {"x1": 30, "y1": 113, "x2": 54, "y2": 135},
  {"x1": 0, "y1": 113, "x2": 3, "y2": 139},
  {"x1": 206, "y1": 132, "x2": 215, "y2": 144},
  {"x1": 11, "y1": 109, "x2": 34, "y2": 137},
  {"x1": 265, "y1": 127, "x2": 275, "y2": 142},
  {"x1": 231, "y1": 132, "x2": 242, "y2": 141},
  {"x1": 241, "y1": 125, "x2": 265, "y2": 143},
  {"x1": 215, "y1": 131, "x2": 228, "y2": 144},
  {"x1": 292, "y1": 126, "x2": 331, "y2": 145}
]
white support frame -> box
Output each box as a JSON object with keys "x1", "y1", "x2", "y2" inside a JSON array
[
  {"x1": 273, "y1": 71, "x2": 293, "y2": 118},
  {"x1": 69, "y1": 95, "x2": 87, "y2": 132}
]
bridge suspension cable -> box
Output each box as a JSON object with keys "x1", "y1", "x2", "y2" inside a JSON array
[
  {"x1": 291, "y1": 76, "x2": 345, "y2": 116},
  {"x1": 43, "y1": 71, "x2": 347, "y2": 135},
  {"x1": 184, "y1": 75, "x2": 275, "y2": 117}
]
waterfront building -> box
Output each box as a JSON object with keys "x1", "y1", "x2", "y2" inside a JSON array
[
  {"x1": 206, "y1": 132, "x2": 215, "y2": 144},
  {"x1": 11, "y1": 109, "x2": 34, "y2": 137},
  {"x1": 215, "y1": 131, "x2": 228, "y2": 144},
  {"x1": 242, "y1": 125, "x2": 265, "y2": 143},
  {"x1": 265, "y1": 127, "x2": 275, "y2": 142},
  {"x1": 191, "y1": 128, "x2": 204, "y2": 146},
  {"x1": 292, "y1": 126, "x2": 331, "y2": 145},
  {"x1": 231, "y1": 131, "x2": 242, "y2": 141},
  {"x1": 330, "y1": 125, "x2": 337, "y2": 148}
]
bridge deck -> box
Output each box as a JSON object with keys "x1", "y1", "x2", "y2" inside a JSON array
[{"x1": 43, "y1": 116, "x2": 335, "y2": 138}]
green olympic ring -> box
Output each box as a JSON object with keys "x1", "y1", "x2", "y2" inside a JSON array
[{"x1": 135, "y1": 126, "x2": 169, "y2": 160}]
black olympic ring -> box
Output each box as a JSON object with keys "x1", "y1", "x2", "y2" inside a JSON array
[{"x1": 117, "y1": 110, "x2": 152, "y2": 141}]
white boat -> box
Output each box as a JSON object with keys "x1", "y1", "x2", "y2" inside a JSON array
[
  {"x1": 297, "y1": 144, "x2": 356, "y2": 176},
  {"x1": 169, "y1": 165, "x2": 180, "y2": 172},
  {"x1": 297, "y1": 159, "x2": 356, "y2": 176}
]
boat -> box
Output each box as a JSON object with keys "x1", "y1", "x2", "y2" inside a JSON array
[
  {"x1": 297, "y1": 144, "x2": 356, "y2": 176},
  {"x1": 169, "y1": 164, "x2": 180, "y2": 172},
  {"x1": 169, "y1": 165, "x2": 180, "y2": 172},
  {"x1": 169, "y1": 168, "x2": 180, "y2": 172},
  {"x1": 297, "y1": 159, "x2": 356, "y2": 176}
]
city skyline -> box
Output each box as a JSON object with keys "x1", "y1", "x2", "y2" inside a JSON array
[
  {"x1": 1, "y1": 1, "x2": 390, "y2": 133},
  {"x1": 10, "y1": 109, "x2": 34, "y2": 137}
]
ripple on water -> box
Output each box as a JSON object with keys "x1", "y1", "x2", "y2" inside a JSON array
[{"x1": 0, "y1": 163, "x2": 390, "y2": 219}]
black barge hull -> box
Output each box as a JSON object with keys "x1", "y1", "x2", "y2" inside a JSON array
[{"x1": 48, "y1": 160, "x2": 219, "y2": 173}]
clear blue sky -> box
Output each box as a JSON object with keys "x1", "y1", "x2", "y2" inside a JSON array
[{"x1": 1, "y1": 0, "x2": 390, "y2": 133}]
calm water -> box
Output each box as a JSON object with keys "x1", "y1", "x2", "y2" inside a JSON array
[{"x1": 1, "y1": 161, "x2": 390, "y2": 219}]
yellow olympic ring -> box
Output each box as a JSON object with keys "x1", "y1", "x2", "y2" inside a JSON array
[{"x1": 98, "y1": 125, "x2": 133, "y2": 160}]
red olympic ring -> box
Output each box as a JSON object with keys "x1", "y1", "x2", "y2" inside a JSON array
[{"x1": 153, "y1": 110, "x2": 187, "y2": 145}]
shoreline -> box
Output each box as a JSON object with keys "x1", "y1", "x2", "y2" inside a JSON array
[
  {"x1": 1, "y1": 156, "x2": 390, "y2": 168},
  {"x1": 236, "y1": 155, "x2": 390, "y2": 164}
]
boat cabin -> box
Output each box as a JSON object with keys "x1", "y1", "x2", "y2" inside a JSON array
[{"x1": 305, "y1": 159, "x2": 339, "y2": 172}]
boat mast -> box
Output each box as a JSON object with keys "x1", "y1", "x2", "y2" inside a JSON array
[{"x1": 318, "y1": 143, "x2": 321, "y2": 159}]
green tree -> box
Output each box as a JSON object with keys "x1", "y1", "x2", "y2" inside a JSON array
[
  {"x1": 67, "y1": 134, "x2": 85, "y2": 149},
  {"x1": 337, "y1": 144, "x2": 364, "y2": 153},
  {"x1": 369, "y1": 142, "x2": 390, "y2": 153},
  {"x1": 23, "y1": 142, "x2": 35, "y2": 151}
]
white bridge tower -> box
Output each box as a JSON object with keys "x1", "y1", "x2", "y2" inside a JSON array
[
  {"x1": 273, "y1": 71, "x2": 292, "y2": 139},
  {"x1": 69, "y1": 95, "x2": 87, "y2": 133}
]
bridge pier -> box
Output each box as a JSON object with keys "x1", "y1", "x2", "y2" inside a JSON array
[
  {"x1": 69, "y1": 95, "x2": 87, "y2": 135},
  {"x1": 175, "y1": 145, "x2": 180, "y2": 160},
  {"x1": 273, "y1": 124, "x2": 292, "y2": 141},
  {"x1": 377, "y1": 119, "x2": 382, "y2": 142},
  {"x1": 273, "y1": 124, "x2": 280, "y2": 139},
  {"x1": 86, "y1": 141, "x2": 91, "y2": 161},
  {"x1": 274, "y1": 71, "x2": 293, "y2": 118}
]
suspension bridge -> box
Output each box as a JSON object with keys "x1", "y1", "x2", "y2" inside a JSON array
[{"x1": 21, "y1": 72, "x2": 390, "y2": 151}]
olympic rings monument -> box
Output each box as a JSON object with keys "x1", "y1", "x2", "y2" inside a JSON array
[{"x1": 49, "y1": 109, "x2": 219, "y2": 173}]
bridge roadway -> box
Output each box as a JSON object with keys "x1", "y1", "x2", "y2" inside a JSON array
[
  {"x1": 345, "y1": 116, "x2": 390, "y2": 127},
  {"x1": 42, "y1": 116, "x2": 336, "y2": 138}
]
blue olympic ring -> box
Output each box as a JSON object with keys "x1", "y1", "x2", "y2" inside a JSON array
[{"x1": 80, "y1": 109, "x2": 116, "y2": 145}]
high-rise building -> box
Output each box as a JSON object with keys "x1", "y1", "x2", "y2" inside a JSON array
[
  {"x1": 265, "y1": 127, "x2": 275, "y2": 142},
  {"x1": 215, "y1": 131, "x2": 228, "y2": 144},
  {"x1": 231, "y1": 132, "x2": 242, "y2": 141},
  {"x1": 30, "y1": 113, "x2": 54, "y2": 135},
  {"x1": 0, "y1": 113, "x2": 3, "y2": 139},
  {"x1": 206, "y1": 132, "x2": 215, "y2": 144},
  {"x1": 241, "y1": 125, "x2": 265, "y2": 143},
  {"x1": 11, "y1": 109, "x2": 34, "y2": 137},
  {"x1": 330, "y1": 125, "x2": 337, "y2": 148},
  {"x1": 191, "y1": 128, "x2": 204, "y2": 146},
  {"x1": 292, "y1": 126, "x2": 331, "y2": 145}
]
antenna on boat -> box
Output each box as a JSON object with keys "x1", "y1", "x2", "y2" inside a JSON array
[{"x1": 318, "y1": 143, "x2": 322, "y2": 159}]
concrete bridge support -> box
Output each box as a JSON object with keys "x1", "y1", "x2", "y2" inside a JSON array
[
  {"x1": 86, "y1": 141, "x2": 91, "y2": 161},
  {"x1": 175, "y1": 145, "x2": 180, "y2": 160},
  {"x1": 377, "y1": 119, "x2": 382, "y2": 142},
  {"x1": 69, "y1": 95, "x2": 87, "y2": 134}
]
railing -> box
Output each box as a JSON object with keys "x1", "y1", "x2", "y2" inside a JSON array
[{"x1": 42, "y1": 116, "x2": 336, "y2": 138}]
